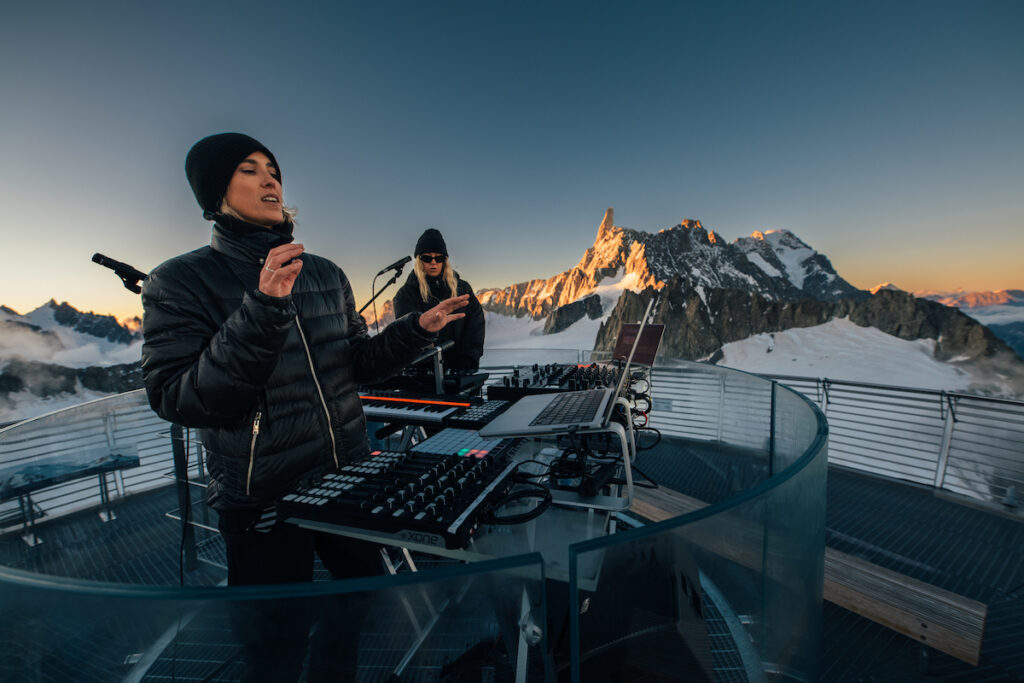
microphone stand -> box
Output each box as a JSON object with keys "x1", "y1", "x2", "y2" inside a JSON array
[{"x1": 359, "y1": 266, "x2": 405, "y2": 334}]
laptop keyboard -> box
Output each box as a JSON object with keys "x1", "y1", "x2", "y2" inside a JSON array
[{"x1": 530, "y1": 390, "x2": 607, "y2": 426}]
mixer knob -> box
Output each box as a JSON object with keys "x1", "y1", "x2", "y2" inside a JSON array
[{"x1": 404, "y1": 501, "x2": 417, "y2": 513}]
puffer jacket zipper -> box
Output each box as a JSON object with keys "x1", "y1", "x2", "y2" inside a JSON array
[
  {"x1": 294, "y1": 315, "x2": 339, "y2": 468},
  {"x1": 246, "y1": 411, "x2": 261, "y2": 496}
]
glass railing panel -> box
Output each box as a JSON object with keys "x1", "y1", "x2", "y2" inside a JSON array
[
  {"x1": 0, "y1": 552, "x2": 549, "y2": 682},
  {"x1": 0, "y1": 391, "x2": 197, "y2": 539},
  {"x1": 568, "y1": 382, "x2": 827, "y2": 682},
  {"x1": 770, "y1": 381, "x2": 826, "y2": 473}
]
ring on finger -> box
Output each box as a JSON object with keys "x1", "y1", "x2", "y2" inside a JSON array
[{"x1": 265, "y1": 265, "x2": 276, "y2": 273}]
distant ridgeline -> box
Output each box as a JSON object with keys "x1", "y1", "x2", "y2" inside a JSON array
[
  {"x1": 920, "y1": 289, "x2": 1024, "y2": 362},
  {"x1": 0, "y1": 300, "x2": 143, "y2": 416},
  {"x1": 476, "y1": 209, "x2": 1022, "y2": 365}
]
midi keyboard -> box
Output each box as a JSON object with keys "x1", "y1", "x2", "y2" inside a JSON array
[
  {"x1": 360, "y1": 393, "x2": 512, "y2": 430},
  {"x1": 279, "y1": 440, "x2": 521, "y2": 549}
]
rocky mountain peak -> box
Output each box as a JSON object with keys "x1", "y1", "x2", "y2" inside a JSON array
[
  {"x1": 477, "y1": 209, "x2": 865, "y2": 322},
  {"x1": 26, "y1": 300, "x2": 140, "y2": 345},
  {"x1": 871, "y1": 282, "x2": 904, "y2": 294}
]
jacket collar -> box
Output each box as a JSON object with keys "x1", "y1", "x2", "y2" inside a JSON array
[
  {"x1": 404, "y1": 271, "x2": 457, "y2": 302},
  {"x1": 209, "y1": 214, "x2": 294, "y2": 266}
]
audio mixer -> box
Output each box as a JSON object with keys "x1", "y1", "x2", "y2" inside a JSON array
[{"x1": 487, "y1": 363, "x2": 623, "y2": 401}]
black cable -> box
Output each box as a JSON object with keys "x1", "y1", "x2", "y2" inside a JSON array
[
  {"x1": 635, "y1": 426, "x2": 661, "y2": 451},
  {"x1": 548, "y1": 449, "x2": 587, "y2": 480},
  {"x1": 485, "y1": 478, "x2": 553, "y2": 525},
  {"x1": 610, "y1": 459, "x2": 659, "y2": 489},
  {"x1": 178, "y1": 427, "x2": 191, "y2": 586},
  {"x1": 172, "y1": 427, "x2": 192, "y2": 683},
  {"x1": 514, "y1": 459, "x2": 560, "y2": 480}
]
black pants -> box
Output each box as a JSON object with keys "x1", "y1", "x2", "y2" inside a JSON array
[{"x1": 219, "y1": 510, "x2": 381, "y2": 683}]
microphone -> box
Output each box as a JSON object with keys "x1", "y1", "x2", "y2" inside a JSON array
[
  {"x1": 92, "y1": 253, "x2": 148, "y2": 294},
  {"x1": 376, "y1": 255, "x2": 411, "y2": 276}
]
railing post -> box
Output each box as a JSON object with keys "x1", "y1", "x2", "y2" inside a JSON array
[
  {"x1": 933, "y1": 393, "x2": 957, "y2": 490},
  {"x1": 717, "y1": 376, "x2": 726, "y2": 443},
  {"x1": 102, "y1": 411, "x2": 126, "y2": 498}
]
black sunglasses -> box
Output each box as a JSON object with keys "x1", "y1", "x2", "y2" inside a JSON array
[{"x1": 418, "y1": 254, "x2": 446, "y2": 264}]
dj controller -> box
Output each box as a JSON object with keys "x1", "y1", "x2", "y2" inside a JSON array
[
  {"x1": 279, "y1": 432, "x2": 522, "y2": 548},
  {"x1": 283, "y1": 362, "x2": 632, "y2": 548}
]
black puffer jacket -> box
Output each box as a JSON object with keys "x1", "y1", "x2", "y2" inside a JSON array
[
  {"x1": 141, "y1": 217, "x2": 435, "y2": 512},
  {"x1": 393, "y1": 271, "x2": 485, "y2": 371}
]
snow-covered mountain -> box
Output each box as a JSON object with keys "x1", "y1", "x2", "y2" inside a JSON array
[
  {"x1": 0, "y1": 301, "x2": 142, "y2": 423},
  {"x1": 477, "y1": 208, "x2": 864, "y2": 321},
  {"x1": 916, "y1": 289, "x2": 1024, "y2": 361},
  {"x1": 919, "y1": 289, "x2": 1024, "y2": 309},
  {"x1": 475, "y1": 210, "x2": 1023, "y2": 397}
]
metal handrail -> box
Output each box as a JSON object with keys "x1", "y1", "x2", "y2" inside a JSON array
[{"x1": 2, "y1": 362, "x2": 1021, "y2": 534}]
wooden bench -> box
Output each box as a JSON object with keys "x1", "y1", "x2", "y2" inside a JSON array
[
  {"x1": 631, "y1": 486, "x2": 988, "y2": 666},
  {"x1": 0, "y1": 445, "x2": 140, "y2": 546}
]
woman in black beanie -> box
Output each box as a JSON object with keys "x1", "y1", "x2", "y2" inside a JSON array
[
  {"x1": 141, "y1": 133, "x2": 467, "y2": 682},
  {"x1": 393, "y1": 228, "x2": 485, "y2": 372}
]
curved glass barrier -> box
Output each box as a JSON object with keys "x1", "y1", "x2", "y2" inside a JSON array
[
  {"x1": 0, "y1": 554, "x2": 548, "y2": 682},
  {"x1": 568, "y1": 370, "x2": 827, "y2": 682},
  {"x1": 0, "y1": 361, "x2": 827, "y2": 681}
]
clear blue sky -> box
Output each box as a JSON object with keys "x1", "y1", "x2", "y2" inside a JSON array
[{"x1": 2, "y1": 0, "x2": 1022, "y2": 320}]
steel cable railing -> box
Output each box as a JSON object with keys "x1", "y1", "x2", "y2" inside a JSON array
[{"x1": 1, "y1": 364, "x2": 1021, "y2": 539}]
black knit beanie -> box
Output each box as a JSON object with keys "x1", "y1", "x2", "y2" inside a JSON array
[
  {"x1": 185, "y1": 133, "x2": 281, "y2": 220},
  {"x1": 415, "y1": 228, "x2": 448, "y2": 256}
]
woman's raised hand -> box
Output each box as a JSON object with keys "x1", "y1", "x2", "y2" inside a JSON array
[
  {"x1": 259, "y1": 244, "x2": 304, "y2": 298},
  {"x1": 419, "y1": 294, "x2": 469, "y2": 333}
]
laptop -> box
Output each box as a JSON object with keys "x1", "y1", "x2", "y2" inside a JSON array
[
  {"x1": 479, "y1": 299, "x2": 654, "y2": 439},
  {"x1": 611, "y1": 323, "x2": 665, "y2": 367}
]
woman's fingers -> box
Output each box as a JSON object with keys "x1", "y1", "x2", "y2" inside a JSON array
[
  {"x1": 418, "y1": 296, "x2": 469, "y2": 332},
  {"x1": 440, "y1": 294, "x2": 469, "y2": 312},
  {"x1": 265, "y1": 244, "x2": 304, "y2": 272},
  {"x1": 259, "y1": 244, "x2": 305, "y2": 297}
]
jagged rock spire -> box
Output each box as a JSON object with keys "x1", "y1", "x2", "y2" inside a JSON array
[{"x1": 477, "y1": 210, "x2": 865, "y2": 321}]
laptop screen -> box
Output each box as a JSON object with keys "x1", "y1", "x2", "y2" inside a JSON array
[
  {"x1": 611, "y1": 298, "x2": 655, "y2": 400},
  {"x1": 611, "y1": 323, "x2": 664, "y2": 367}
]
